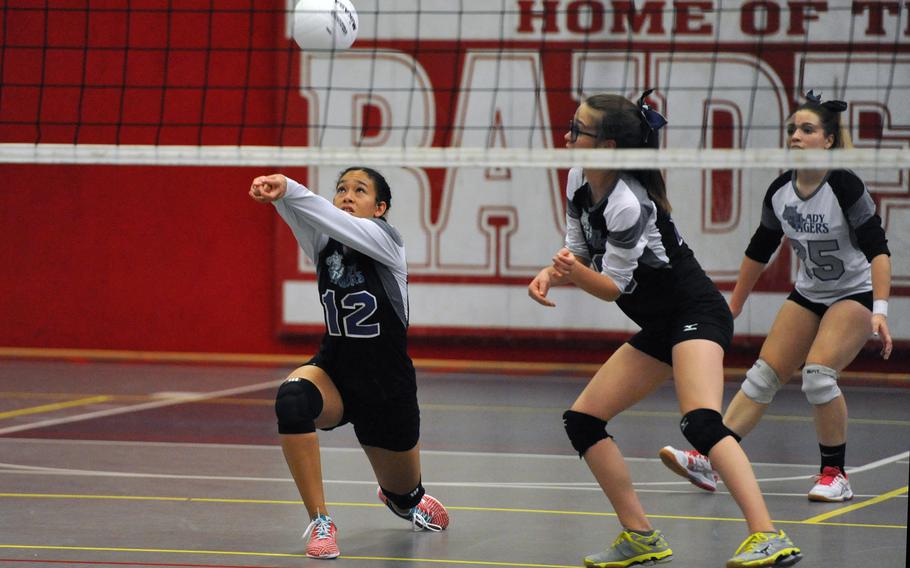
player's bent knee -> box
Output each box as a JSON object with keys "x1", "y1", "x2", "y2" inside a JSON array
[
  {"x1": 680, "y1": 408, "x2": 737, "y2": 456},
  {"x1": 801, "y1": 364, "x2": 842, "y2": 405},
  {"x1": 741, "y1": 358, "x2": 782, "y2": 404},
  {"x1": 563, "y1": 410, "x2": 612, "y2": 457},
  {"x1": 275, "y1": 378, "x2": 324, "y2": 434}
]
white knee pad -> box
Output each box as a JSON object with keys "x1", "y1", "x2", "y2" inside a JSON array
[
  {"x1": 802, "y1": 364, "x2": 842, "y2": 405},
  {"x1": 741, "y1": 359, "x2": 782, "y2": 404}
]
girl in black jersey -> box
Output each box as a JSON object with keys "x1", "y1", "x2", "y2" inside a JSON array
[
  {"x1": 529, "y1": 92, "x2": 801, "y2": 568},
  {"x1": 660, "y1": 92, "x2": 892, "y2": 504},
  {"x1": 250, "y1": 168, "x2": 448, "y2": 559}
]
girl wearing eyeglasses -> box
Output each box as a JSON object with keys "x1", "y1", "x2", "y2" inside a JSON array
[{"x1": 528, "y1": 92, "x2": 802, "y2": 568}]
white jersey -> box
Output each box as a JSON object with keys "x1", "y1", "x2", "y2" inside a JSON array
[
  {"x1": 564, "y1": 168, "x2": 725, "y2": 329},
  {"x1": 746, "y1": 170, "x2": 889, "y2": 305},
  {"x1": 565, "y1": 167, "x2": 671, "y2": 293}
]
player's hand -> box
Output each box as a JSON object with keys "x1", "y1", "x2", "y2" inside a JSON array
[
  {"x1": 551, "y1": 247, "x2": 576, "y2": 278},
  {"x1": 872, "y1": 314, "x2": 892, "y2": 360},
  {"x1": 528, "y1": 268, "x2": 556, "y2": 307},
  {"x1": 250, "y1": 174, "x2": 288, "y2": 203}
]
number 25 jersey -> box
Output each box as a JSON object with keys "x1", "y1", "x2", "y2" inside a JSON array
[{"x1": 745, "y1": 170, "x2": 889, "y2": 305}]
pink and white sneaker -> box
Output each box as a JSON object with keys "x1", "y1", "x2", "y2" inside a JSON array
[
  {"x1": 659, "y1": 445, "x2": 719, "y2": 492},
  {"x1": 377, "y1": 487, "x2": 450, "y2": 531},
  {"x1": 304, "y1": 514, "x2": 340, "y2": 559},
  {"x1": 808, "y1": 466, "x2": 854, "y2": 502}
]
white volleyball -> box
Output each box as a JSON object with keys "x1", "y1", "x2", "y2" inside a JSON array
[{"x1": 293, "y1": 0, "x2": 359, "y2": 51}]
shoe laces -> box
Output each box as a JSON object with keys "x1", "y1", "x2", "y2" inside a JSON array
[
  {"x1": 411, "y1": 500, "x2": 444, "y2": 532},
  {"x1": 813, "y1": 466, "x2": 845, "y2": 484},
  {"x1": 308, "y1": 515, "x2": 335, "y2": 541},
  {"x1": 735, "y1": 531, "x2": 780, "y2": 555},
  {"x1": 686, "y1": 450, "x2": 711, "y2": 470}
]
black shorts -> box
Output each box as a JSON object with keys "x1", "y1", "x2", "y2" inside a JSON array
[
  {"x1": 306, "y1": 348, "x2": 420, "y2": 452},
  {"x1": 787, "y1": 289, "x2": 873, "y2": 318},
  {"x1": 627, "y1": 295, "x2": 734, "y2": 366}
]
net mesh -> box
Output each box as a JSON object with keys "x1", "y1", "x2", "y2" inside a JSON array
[
  {"x1": 2, "y1": 1, "x2": 908, "y2": 170},
  {"x1": 1, "y1": 1, "x2": 908, "y2": 342}
]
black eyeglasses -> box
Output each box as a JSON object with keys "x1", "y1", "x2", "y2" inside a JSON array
[{"x1": 568, "y1": 120, "x2": 598, "y2": 143}]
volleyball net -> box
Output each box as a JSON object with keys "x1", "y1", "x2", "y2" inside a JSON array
[{"x1": 2, "y1": 1, "x2": 908, "y2": 342}]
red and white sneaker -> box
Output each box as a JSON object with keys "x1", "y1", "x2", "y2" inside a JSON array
[
  {"x1": 659, "y1": 445, "x2": 719, "y2": 492},
  {"x1": 304, "y1": 514, "x2": 340, "y2": 559},
  {"x1": 377, "y1": 487, "x2": 450, "y2": 531},
  {"x1": 808, "y1": 466, "x2": 854, "y2": 502}
]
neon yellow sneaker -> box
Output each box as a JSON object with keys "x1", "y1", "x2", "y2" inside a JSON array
[
  {"x1": 726, "y1": 530, "x2": 801, "y2": 567},
  {"x1": 584, "y1": 529, "x2": 673, "y2": 567}
]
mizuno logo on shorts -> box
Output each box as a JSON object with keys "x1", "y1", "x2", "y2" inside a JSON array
[{"x1": 683, "y1": 323, "x2": 698, "y2": 332}]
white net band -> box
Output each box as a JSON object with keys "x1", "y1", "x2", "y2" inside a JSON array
[{"x1": 3, "y1": 144, "x2": 908, "y2": 170}]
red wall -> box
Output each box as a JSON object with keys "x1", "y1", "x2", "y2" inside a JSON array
[{"x1": 0, "y1": 163, "x2": 304, "y2": 354}]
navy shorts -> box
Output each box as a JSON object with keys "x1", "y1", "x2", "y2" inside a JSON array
[
  {"x1": 787, "y1": 289, "x2": 873, "y2": 318},
  {"x1": 627, "y1": 295, "x2": 734, "y2": 366},
  {"x1": 304, "y1": 349, "x2": 420, "y2": 452}
]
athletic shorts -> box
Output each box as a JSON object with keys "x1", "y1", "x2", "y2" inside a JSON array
[
  {"x1": 627, "y1": 294, "x2": 734, "y2": 366},
  {"x1": 787, "y1": 289, "x2": 873, "y2": 318},
  {"x1": 305, "y1": 349, "x2": 420, "y2": 452}
]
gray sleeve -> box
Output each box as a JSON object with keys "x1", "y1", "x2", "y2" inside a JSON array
[
  {"x1": 564, "y1": 169, "x2": 590, "y2": 259},
  {"x1": 274, "y1": 178, "x2": 405, "y2": 269}
]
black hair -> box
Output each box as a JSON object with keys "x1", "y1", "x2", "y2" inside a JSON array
[
  {"x1": 584, "y1": 93, "x2": 672, "y2": 213},
  {"x1": 791, "y1": 93, "x2": 850, "y2": 149},
  {"x1": 337, "y1": 166, "x2": 392, "y2": 217}
]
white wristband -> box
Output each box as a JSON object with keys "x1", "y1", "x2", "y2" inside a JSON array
[{"x1": 873, "y1": 299, "x2": 888, "y2": 317}]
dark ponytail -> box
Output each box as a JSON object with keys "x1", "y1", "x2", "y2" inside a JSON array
[{"x1": 584, "y1": 92, "x2": 672, "y2": 213}]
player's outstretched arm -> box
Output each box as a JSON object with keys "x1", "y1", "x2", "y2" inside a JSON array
[{"x1": 250, "y1": 174, "x2": 288, "y2": 203}]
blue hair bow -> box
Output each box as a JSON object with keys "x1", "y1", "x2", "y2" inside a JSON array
[{"x1": 637, "y1": 89, "x2": 667, "y2": 142}]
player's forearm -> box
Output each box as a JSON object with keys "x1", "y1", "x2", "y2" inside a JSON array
[
  {"x1": 729, "y1": 256, "x2": 767, "y2": 311},
  {"x1": 567, "y1": 263, "x2": 622, "y2": 302},
  {"x1": 870, "y1": 254, "x2": 891, "y2": 303}
]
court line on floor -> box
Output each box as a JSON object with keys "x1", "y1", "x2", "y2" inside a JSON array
[
  {"x1": 0, "y1": 396, "x2": 111, "y2": 420},
  {"x1": 709, "y1": 450, "x2": 910, "y2": 486},
  {"x1": 2, "y1": 346, "x2": 908, "y2": 383},
  {"x1": 1, "y1": 448, "x2": 906, "y2": 488},
  {"x1": 0, "y1": 462, "x2": 795, "y2": 489},
  {"x1": 4, "y1": 389, "x2": 909, "y2": 428},
  {"x1": 802, "y1": 485, "x2": 909, "y2": 524},
  {"x1": 0, "y1": 437, "x2": 825, "y2": 467},
  {"x1": 0, "y1": 492, "x2": 904, "y2": 530},
  {"x1": 0, "y1": 380, "x2": 283, "y2": 435},
  {"x1": 0, "y1": 545, "x2": 577, "y2": 568}
]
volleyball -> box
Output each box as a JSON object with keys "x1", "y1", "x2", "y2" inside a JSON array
[{"x1": 293, "y1": 0, "x2": 359, "y2": 51}]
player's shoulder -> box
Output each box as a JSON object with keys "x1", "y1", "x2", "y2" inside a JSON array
[
  {"x1": 567, "y1": 167, "x2": 586, "y2": 198},
  {"x1": 610, "y1": 175, "x2": 648, "y2": 210},
  {"x1": 762, "y1": 171, "x2": 792, "y2": 206},
  {"x1": 370, "y1": 217, "x2": 404, "y2": 247},
  {"x1": 827, "y1": 169, "x2": 866, "y2": 193},
  {"x1": 767, "y1": 170, "x2": 792, "y2": 193}
]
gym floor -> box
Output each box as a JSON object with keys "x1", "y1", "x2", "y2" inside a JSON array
[{"x1": 0, "y1": 357, "x2": 907, "y2": 567}]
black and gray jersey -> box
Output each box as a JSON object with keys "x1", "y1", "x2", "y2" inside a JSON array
[
  {"x1": 273, "y1": 178, "x2": 413, "y2": 386},
  {"x1": 745, "y1": 170, "x2": 890, "y2": 305},
  {"x1": 564, "y1": 168, "x2": 710, "y2": 327}
]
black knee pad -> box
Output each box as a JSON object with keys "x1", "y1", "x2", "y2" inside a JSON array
[
  {"x1": 563, "y1": 410, "x2": 612, "y2": 457},
  {"x1": 380, "y1": 481, "x2": 425, "y2": 511},
  {"x1": 680, "y1": 408, "x2": 737, "y2": 456},
  {"x1": 275, "y1": 378, "x2": 324, "y2": 434}
]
